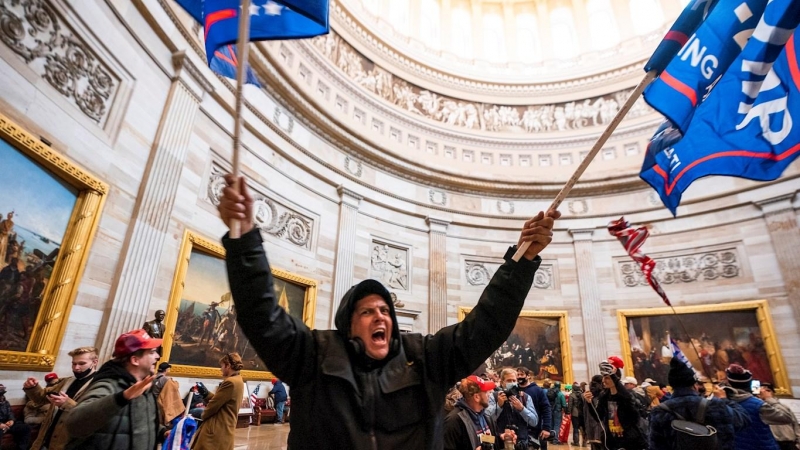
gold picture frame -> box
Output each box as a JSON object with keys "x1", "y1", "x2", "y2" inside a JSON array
[
  {"x1": 162, "y1": 230, "x2": 318, "y2": 380},
  {"x1": 457, "y1": 308, "x2": 574, "y2": 384},
  {"x1": 0, "y1": 112, "x2": 107, "y2": 371},
  {"x1": 617, "y1": 300, "x2": 790, "y2": 395}
]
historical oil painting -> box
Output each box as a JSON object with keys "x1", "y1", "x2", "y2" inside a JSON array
[{"x1": 164, "y1": 231, "x2": 317, "y2": 379}]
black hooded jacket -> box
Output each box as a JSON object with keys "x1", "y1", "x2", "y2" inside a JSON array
[{"x1": 223, "y1": 228, "x2": 541, "y2": 450}]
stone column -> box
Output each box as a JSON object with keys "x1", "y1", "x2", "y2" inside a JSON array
[
  {"x1": 330, "y1": 186, "x2": 363, "y2": 328},
  {"x1": 611, "y1": 0, "x2": 636, "y2": 41},
  {"x1": 441, "y1": 0, "x2": 453, "y2": 51},
  {"x1": 97, "y1": 52, "x2": 210, "y2": 360},
  {"x1": 570, "y1": 0, "x2": 592, "y2": 53},
  {"x1": 470, "y1": 0, "x2": 483, "y2": 59},
  {"x1": 502, "y1": 0, "x2": 517, "y2": 65},
  {"x1": 427, "y1": 217, "x2": 450, "y2": 333},
  {"x1": 757, "y1": 194, "x2": 800, "y2": 326},
  {"x1": 570, "y1": 229, "x2": 608, "y2": 369}
]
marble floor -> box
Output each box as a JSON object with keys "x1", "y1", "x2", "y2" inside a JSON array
[{"x1": 232, "y1": 424, "x2": 586, "y2": 449}]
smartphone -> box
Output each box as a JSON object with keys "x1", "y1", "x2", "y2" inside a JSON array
[{"x1": 751, "y1": 380, "x2": 761, "y2": 394}]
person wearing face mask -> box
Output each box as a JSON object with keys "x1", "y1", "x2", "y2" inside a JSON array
[
  {"x1": 516, "y1": 367, "x2": 552, "y2": 449},
  {"x1": 486, "y1": 368, "x2": 539, "y2": 448},
  {"x1": 22, "y1": 346, "x2": 99, "y2": 450}
]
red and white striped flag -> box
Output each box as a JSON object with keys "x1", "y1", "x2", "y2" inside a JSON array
[
  {"x1": 250, "y1": 383, "x2": 261, "y2": 407},
  {"x1": 608, "y1": 217, "x2": 671, "y2": 306}
]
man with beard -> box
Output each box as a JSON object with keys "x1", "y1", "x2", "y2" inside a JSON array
[
  {"x1": 23, "y1": 346, "x2": 99, "y2": 450},
  {"x1": 444, "y1": 376, "x2": 517, "y2": 450},
  {"x1": 64, "y1": 330, "x2": 166, "y2": 450}
]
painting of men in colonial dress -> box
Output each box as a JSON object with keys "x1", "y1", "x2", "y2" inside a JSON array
[{"x1": 0, "y1": 138, "x2": 76, "y2": 352}]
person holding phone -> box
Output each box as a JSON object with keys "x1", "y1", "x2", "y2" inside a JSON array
[{"x1": 22, "y1": 347, "x2": 99, "y2": 450}]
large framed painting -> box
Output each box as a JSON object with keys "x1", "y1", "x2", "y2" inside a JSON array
[
  {"x1": 0, "y1": 113, "x2": 107, "y2": 371},
  {"x1": 458, "y1": 308, "x2": 573, "y2": 384},
  {"x1": 618, "y1": 300, "x2": 790, "y2": 395},
  {"x1": 162, "y1": 230, "x2": 318, "y2": 380}
]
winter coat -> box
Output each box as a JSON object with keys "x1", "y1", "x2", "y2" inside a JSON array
[
  {"x1": 522, "y1": 383, "x2": 552, "y2": 435},
  {"x1": 191, "y1": 375, "x2": 243, "y2": 450},
  {"x1": 268, "y1": 380, "x2": 287, "y2": 403},
  {"x1": 24, "y1": 375, "x2": 94, "y2": 450},
  {"x1": 587, "y1": 377, "x2": 647, "y2": 450},
  {"x1": 223, "y1": 229, "x2": 540, "y2": 450},
  {"x1": 762, "y1": 397, "x2": 800, "y2": 445},
  {"x1": 154, "y1": 375, "x2": 185, "y2": 426},
  {"x1": 443, "y1": 400, "x2": 503, "y2": 450},
  {"x1": 569, "y1": 390, "x2": 584, "y2": 417},
  {"x1": 648, "y1": 387, "x2": 750, "y2": 450},
  {"x1": 582, "y1": 395, "x2": 604, "y2": 445},
  {"x1": 731, "y1": 390, "x2": 795, "y2": 450},
  {"x1": 64, "y1": 361, "x2": 163, "y2": 450}
]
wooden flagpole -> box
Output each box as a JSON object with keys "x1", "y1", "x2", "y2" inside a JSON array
[
  {"x1": 229, "y1": 0, "x2": 253, "y2": 239},
  {"x1": 512, "y1": 70, "x2": 658, "y2": 262}
]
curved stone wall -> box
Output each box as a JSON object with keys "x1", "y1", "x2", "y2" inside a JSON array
[{"x1": 0, "y1": 0, "x2": 796, "y2": 402}]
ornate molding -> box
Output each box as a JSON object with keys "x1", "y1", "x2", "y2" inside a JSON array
[
  {"x1": 568, "y1": 199, "x2": 589, "y2": 215},
  {"x1": 273, "y1": 107, "x2": 295, "y2": 134},
  {"x1": 465, "y1": 258, "x2": 555, "y2": 290},
  {"x1": 207, "y1": 165, "x2": 314, "y2": 249},
  {"x1": 618, "y1": 248, "x2": 742, "y2": 288},
  {"x1": 370, "y1": 239, "x2": 410, "y2": 292},
  {"x1": 344, "y1": 155, "x2": 363, "y2": 177},
  {"x1": 0, "y1": 0, "x2": 119, "y2": 124},
  {"x1": 496, "y1": 200, "x2": 515, "y2": 215},
  {"x1": 309, "y1": 32, "x2": 652, "y2": 135},
  {"x1": 429, "y1": 189, "x2": 447, "y2": 206},
  {"x1": 330, "y1": 1, "x2": 661, "y2": 96}
]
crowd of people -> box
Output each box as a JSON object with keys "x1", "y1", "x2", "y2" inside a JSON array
[{"x1": 442, "y1": 357, "x2": 800, "y2": 450}]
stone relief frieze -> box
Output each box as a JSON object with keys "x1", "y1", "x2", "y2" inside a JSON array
[
  {"x1": 208, "y1": 165, "x2": 314, "y2": 249},
  {"x1": 0, "y1": 0, "x2": 119, "y2": 124},
  {"x1": 618, "y1": 248, "x2": 741, "y2": 288},
  {"x1": 310, "y1": 32, "x2": 652, "y2": 135},
  {"x1": 465, "y1": 259, "x2": 554, "y2": 290},
  {"x1": 370, "y1": 241, "x2": 409, "y2": 291},
  {"x1": 568, "y1": 199, "x2": 588, "y2": 215},
  {"x1": 273, "y1": 107, "x2": 294, "y2": 134}
]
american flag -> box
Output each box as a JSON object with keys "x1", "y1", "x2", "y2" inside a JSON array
[
  {"x1": 670, "y1": 338, "x2": 694, "y2": 370},
  {"x1": 250, "y1": 384, "x2": 261, "y2": 407},
  {"x1": 608, "y1": 217, "x2": 671, "y2": 306}
]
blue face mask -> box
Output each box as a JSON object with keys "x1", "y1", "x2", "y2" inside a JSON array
[{"x1": 505, "y1": 382, "x2": 517, "y2": 390}]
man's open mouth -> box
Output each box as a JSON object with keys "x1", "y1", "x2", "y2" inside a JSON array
[{"x1": 371, "y1": 329, "x2": 387, "y2": 344}]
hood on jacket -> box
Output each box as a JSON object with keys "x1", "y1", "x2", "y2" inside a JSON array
[
  {"x1": 92, "y1": 360, "x2": 138, "y2": 386},
  {"x1": 334, "y1": 279, "x2": 401, "y2": 362}
]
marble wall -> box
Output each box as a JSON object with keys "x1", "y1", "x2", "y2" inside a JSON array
[{"x1": 0, "y1": 0, "x2": 797, "y2": 408}]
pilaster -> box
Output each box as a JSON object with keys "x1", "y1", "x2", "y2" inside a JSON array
[
  {"x1": 570, "y1": 228, "x2": 607, "y2": 370},
  {"x1": 330, "y1": 186, "x2": 363, "y2": 328},
  {"x1": 427, "y1": 217, "x2": 450, "y2": 333}
]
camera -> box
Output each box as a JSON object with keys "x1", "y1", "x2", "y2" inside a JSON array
[{"x1": 504, "y1": 384, "x2": 520, "y2": 399}]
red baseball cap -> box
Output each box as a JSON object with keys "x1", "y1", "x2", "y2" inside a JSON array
[
  {"x1": 466, "y1": 375, "x2": 496, "y2": 392},
  {"x1": 113, "y1": 329, "x2": 163, "y2": 358},
  {"x1": 44, "y1": 373, "x2": 58, "y2": 383},
  {"x1": 608, "y1": 355, "x2": 625, "y2": 369}
]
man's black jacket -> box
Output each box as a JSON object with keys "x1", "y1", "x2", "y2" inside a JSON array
[{"x1": 223, "y1": 229, "x2": 540, "y2": 449}]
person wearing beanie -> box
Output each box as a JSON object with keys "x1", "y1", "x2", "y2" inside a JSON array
[
  {"x1": 217, "y1": 175, "x2": 560, "y2": 449},
  {"x1": 648, "y1": 357, "x2": 749, "y2": 450},
  {"x1": 725, "y1": 364, "x2": 796, "y2": 450},
  {"x1": 584, "y1": 360, "x2": 648, "y2": 450}
]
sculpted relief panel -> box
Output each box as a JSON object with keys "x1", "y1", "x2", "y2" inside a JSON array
[
  {"x1": 310, "y1": 32, "x2": 652, "y2": 135},
  {"x1": 0, "y1": 0, "x2": 120, "y2": 124},
  {"x1": 617, "y1": 248, "x2": 741, "y2": 288},
  {"x1": 370, "y1": 240, "x2": 410, "y2": 291},
  {"x1": 208, "y1": 165, "x2": 314, "y2": 249},
  {"x1": 465, "y1": 259, "x2": 555, "y2": 290}
]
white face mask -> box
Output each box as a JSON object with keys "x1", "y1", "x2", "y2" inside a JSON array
[{"x1": 505, "y1": 382, "x2": 517, "y2": 390}]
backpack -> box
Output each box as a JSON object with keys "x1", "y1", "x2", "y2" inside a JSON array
[
  {"x1": 657, "y1": 398, "x2": 719, "y2": 450},
  {"x1": 546, "y1": 388, "x2": 557, "y2": 405},
  {"x1": 632, "y1": 391, "x2": 650, "y2": 419}
]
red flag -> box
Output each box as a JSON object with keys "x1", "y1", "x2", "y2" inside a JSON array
[{"x1": 608, "y1": 218, "x2": 671, "y2": 306}]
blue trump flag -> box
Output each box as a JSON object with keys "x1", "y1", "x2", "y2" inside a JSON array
[
  {"x1": 644, "y1": 0, "x2": 769, "y2": 133},
  {"x1": 174, "y1": 0, "x2": 329, "y2": 85},
  {"x1": 644, "y1": 0, "x2": 719, "y2": 73},
  {"x1": 641, "y1": 0, "x2": 800, "y2": 215}
]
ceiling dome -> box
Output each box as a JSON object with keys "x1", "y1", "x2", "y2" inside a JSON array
[{"x1": 337, "y1": 0, "x2": 689, "y2": 84}]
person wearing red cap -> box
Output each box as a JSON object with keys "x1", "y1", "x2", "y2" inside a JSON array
[
  {"x1": 268, "y1": 378, "x2": 288, "y2": 424},
  {"x1": 217, "y1": 175, "x2": 559, "y2": 449},
  {"x1": 63, "y1": 329, "x2": 165, "y2": 450},
  {"x1": 22, "y1": 346, "x2": 99, "y2": 450},
  {"x1": 444, "y1": 375, "x2": 517, "y2": 449}
]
